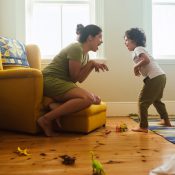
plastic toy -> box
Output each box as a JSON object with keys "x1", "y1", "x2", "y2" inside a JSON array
[
  {"x1": 16, "y1": 147, "x2": 31, "y2": 156},
  {"x1": 90, "y1": 151, "x2": 105, "y2": 175},
  {"x1": 116, "y1": 123, "x2": 128, "y2": 132},
  {"x1": 59, "y1": 154, "x2": 76, "y2": 165}
]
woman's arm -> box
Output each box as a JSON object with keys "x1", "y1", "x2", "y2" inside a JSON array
[{"x1": 69, "y1": 60, "x2": 108, "y2": 83}]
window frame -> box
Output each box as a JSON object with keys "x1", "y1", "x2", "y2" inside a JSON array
[
  {"x1": 25, "y1": 0, "x2": 105, "y2": 63},
  {"x1": 152, "y1": 0, "x2": 175, "y2": 63}
]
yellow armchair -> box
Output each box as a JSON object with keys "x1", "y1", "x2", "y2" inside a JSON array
[
  {"x1": 0, "y1": 43, "x2": 107, "y2": 134},
  {"x1": 0, "y1": 44, "x2": 43, "y2": 134}
]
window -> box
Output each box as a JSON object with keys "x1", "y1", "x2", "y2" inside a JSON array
[
  {"x1": 26, "y1": 0, "x2": 104, "y2": 59},
  {"x1": 152, "y1": 0, "x2": 175, "y2": 59}
]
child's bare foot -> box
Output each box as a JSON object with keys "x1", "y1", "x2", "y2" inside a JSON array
[
  {"x1": 131, "y1": 127, "x2": 148, "y2": 133},
  {"x1": 158, "y1": 119, "x2": 172, "y2": 127},
  {"x1": 37, "y1": 117, "x2": 59, "y2": 137}
]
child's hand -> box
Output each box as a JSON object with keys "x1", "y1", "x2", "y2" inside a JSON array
[{"x1": 134, "y1": 66, "x2": 141, "y2": 76}]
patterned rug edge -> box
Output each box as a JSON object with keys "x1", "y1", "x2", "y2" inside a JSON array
[{"x1": 130, "y1": 115, "x2": 175, "y2": 144}]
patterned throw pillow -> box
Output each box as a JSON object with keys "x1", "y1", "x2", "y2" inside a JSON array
[
  {"x1": 0, "y1": 36, "x2": 29, "y2": 67},
  {"x1": 0, "y1": 52, "x2": 3, "y2": 70}
]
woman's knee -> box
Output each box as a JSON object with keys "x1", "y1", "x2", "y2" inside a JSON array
[
  {"x1": 81, "y1": 93, "x2": 94, "y2": 106},
  {"x1": 55, "y1": 88, "x2": 95, "y2": 106}
]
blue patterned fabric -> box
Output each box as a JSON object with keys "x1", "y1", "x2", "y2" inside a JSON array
[
  {"x1": 0, "y1": 36, "x2": 29, "y2": 67},
  {"x1": 131, "y1": 116, "x2": 175, "y2": 144}
]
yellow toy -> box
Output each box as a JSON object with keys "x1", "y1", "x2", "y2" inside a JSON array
[
  {"x1": 16, "y1": 147, "x2": 31, "y2": 156},
  {"x1": 116, "y1": 123, "x2": 128, "y2": 132}
]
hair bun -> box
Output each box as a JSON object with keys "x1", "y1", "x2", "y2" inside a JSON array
[{"x1": 76, "y1": 24, "x2": 84, "y2": 35}]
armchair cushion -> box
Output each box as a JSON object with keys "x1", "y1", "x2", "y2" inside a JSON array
[{"x1": 0, "y1": 36, "x2": 29, "y2": 68}]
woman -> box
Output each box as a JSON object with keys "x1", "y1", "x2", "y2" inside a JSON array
[{"x1": 38, "y1": 24, "x2": 109, "y2": 136}]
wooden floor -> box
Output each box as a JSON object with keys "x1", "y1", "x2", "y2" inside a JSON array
[{"x1": 0, "y1": 116, "x2": 175, "y2": 175}]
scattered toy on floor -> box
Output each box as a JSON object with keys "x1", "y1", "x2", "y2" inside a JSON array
[
  {"x1": 90, "y1": 151, "x2": 105, "y2": 175},
  {"x1": 116, "y1": 123, "x2": 128, "y2": 132},
  {"x1": 15, "y1": 147, "x2": 31, "y2": 156},
  {"x1": 59, "y1": 154, "x2": 76, "y2": 165}
]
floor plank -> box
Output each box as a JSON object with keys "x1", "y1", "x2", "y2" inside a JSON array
[{"x1": 0, "y1": 116, "x2": 175, "y2": 175}]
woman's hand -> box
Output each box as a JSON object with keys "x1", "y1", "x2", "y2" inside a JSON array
[
  {"x1": 92, "y1": 61, "x2": 109, "y2": 72},
  {"x1": 69, "y1": 60, "x2": 109, "y2": 83},
  {"x1": 91, "y1": 93, "x2": 101, "y2": 104}
]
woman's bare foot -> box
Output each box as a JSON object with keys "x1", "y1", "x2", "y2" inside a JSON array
[
  {"x1": 158, "y1": 119, "x2": 172, "y2": 127},
  {"x1": 131, "y1": 127, "x2": 148, "y2": 133},
  {"x1": 37, "y1": 117, "x2": 59, "y2": 137},
  {"x1": 56, "y1": 118, "x2": 62, "y2": 129}
]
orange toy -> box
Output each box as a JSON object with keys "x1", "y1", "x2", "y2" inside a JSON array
[{"x1": 116, "y1": 123, "x2": 128, "y2": 132}]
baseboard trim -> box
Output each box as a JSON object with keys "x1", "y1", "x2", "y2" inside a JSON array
[{"x1": 106, "y1": 101, "x2": 175, "y2": 116}]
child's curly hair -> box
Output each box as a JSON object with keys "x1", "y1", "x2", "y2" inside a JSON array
[{"x1": 125, "y1": 28, "x2": 146, "y2": 47}]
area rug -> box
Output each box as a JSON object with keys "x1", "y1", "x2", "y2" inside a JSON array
[{"x1": 130, "y1": 115, "x2": 175, "y2": 144}]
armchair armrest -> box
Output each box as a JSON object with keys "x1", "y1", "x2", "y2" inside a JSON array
[
  {"x1": 0, "y1": 68, "x2": 42, "y2": 79},
  {"x1": 0, "y1": 68, "x2": 43, "y2": 133}
]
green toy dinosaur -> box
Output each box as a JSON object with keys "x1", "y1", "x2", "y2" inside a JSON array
[{"x1": 90, "y1": 151, "x2": 105, "y2": 175}]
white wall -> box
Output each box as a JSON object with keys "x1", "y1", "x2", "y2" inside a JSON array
[
  {"x1": 0, "y1": 0, "x2": 25, "y2": 41},
  {"x1": 0, "y1": 0, "x2": 175, "y2": 116}
]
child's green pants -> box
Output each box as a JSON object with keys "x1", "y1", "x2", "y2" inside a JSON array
[{"x1": 138, "y1": 74, "x2": 169, "y2": 128}]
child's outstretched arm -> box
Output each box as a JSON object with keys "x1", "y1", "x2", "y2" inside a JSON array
[{"x1": 134, "y1": 53, "x2": 150, "y2": 76}]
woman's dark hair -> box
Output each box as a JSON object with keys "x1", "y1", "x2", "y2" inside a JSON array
[
  {"x1": 78, "y1": 24, "x2": 102, "y2": 43},
  {"x1": 76, "y1": 24, "x2": 84, "y2": 35},
  {"x1": 125, "y1": 28, "x2": 146, "y2": 47}
]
